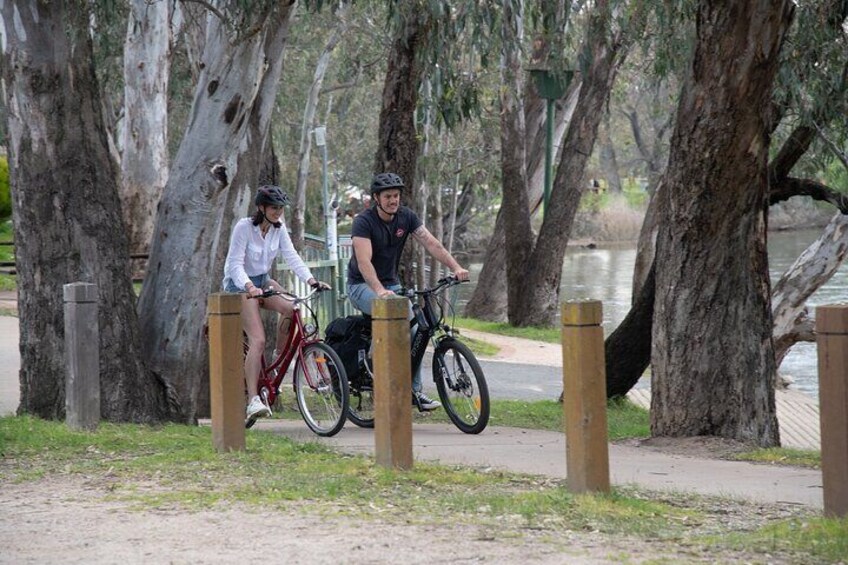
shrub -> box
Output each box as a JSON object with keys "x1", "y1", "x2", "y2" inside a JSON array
[{"x1": 0, "y1": 156, "x2": 10, "y2": 221}]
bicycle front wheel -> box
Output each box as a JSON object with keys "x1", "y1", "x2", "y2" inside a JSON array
[
  {"x1": 433, "y1": 338, "x2": 490, "y2": 434},
  {"x1": 294, "y1": 342, "x2": 349, "y2": 437}
]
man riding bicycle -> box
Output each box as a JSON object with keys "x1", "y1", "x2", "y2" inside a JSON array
[{"x1": 346, "y1": 172, "x2": 470, "y2": 411}]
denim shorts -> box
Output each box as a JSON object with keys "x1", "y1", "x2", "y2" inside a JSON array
[{"x1": 224, "y1": 273, "x2": 269, "y2": 293}]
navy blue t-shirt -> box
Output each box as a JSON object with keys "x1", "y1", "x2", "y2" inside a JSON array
[{"x1": 347, "y1": 206, "x2": 422, "y2": 287}]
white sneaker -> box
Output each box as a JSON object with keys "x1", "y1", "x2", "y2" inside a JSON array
[{"x1": 246, "y1": 395, "x2": 272, "y2": 419}]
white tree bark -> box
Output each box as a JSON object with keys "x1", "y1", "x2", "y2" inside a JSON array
[
  {"x1": 772, "y1": 213, "x2": 848, "y2": 366},
  {"x1": 138, "y1": 4, "x2": 296, "y2": 422},
  {"x1": 292, "y1": 12, "x2": 348, "y2": 250},
  {"x1": 121, "y1": 0, "x2": 173, "y2": 256}
]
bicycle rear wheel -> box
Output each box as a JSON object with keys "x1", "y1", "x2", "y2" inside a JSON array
[
  {"x1": 294, "y1": 342, "x2": 349, "y2": 437},
  {"x1": 433, "y1": 338, "x2": 490, "y2": 434},
  {"x1": 347, "y1": 368, "x2": 375, "y2": 428}
]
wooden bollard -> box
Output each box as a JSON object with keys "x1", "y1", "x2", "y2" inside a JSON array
[
  {"x1": 64, "y1": 282, "x2": 99, "y2": 431},
  {"x1": 816, "y1": 305, "x2": 848, "y2": 517},
  {"x1": 208, "y1": 293, "x2": 245, "y2": 452},
  {"x1": 561, "y1": 300, "x2": 610, "y2": 494},
  {"x1": 372, "y1": 296, "x2": 413, "y2": 470}
]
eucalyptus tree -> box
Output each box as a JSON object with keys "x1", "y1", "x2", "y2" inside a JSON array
[
  {"x1": 121, "y1": 0, "x2": 175, "y2": 257},
  {"x1": 290, "y1": 7, "x2": 351, "y2": 250},
  {"x1": 503, "y1": 0, "x2": 639, "y2": 326},
  {"x1": 650, "y1": 0, "x2": 796, "y2": 445},
  {"x1": 137, "y1": 0, "x2": 299, "y2": 422},
  {"x1": 604, "y1": 0, "x2": 848, "y2": 403},
  {"x1": 0, "y1": 0, "x2": 176, "y2": 421}
]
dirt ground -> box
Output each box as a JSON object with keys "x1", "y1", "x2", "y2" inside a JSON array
[{"x1": 0, "y1": 470, "x2": 811, "y2": 565}]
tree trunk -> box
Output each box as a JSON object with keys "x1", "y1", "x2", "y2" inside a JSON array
[
  {"x1": 651, "y1": 0, "x2": 794, "y2": 446},
  {"x1": 598, "y1": 111, "x2": 622, "y2": 192},
  {"x1": 121, "y1": 0, "x2": 172, "y2": 259},
  {"x1": 373, "y1": 8, "x2": 427, "y2": 286},
  {"x1": 498, "y1": 0, "x2": 534, "y2": 324},
  {"x1": 138, "y1": 4, "x2": 296, "y2": 423},
  {"x1": 773, "y1": 213, "x2": 848, "y2": 365},
  {"x1": 292, "y1": 15, "x2": 347, "y2": 251},
  {"x1": 1, "y1": 0, "x2": 175, "y2": 422},
  {"x1": 606, "y1": 261, "x2": 655, "y2": 398},
  {"x1": 513, "y1": 0, "x2": 629, "y2": 326},
  {"x1": 464, "y1": 82, "x2": 579, "y2": 321}
]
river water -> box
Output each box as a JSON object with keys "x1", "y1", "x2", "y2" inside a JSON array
[{"x1": 460, "y1": 229, "x2": 848, "y2": 400}]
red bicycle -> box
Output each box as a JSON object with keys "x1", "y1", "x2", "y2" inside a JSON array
[{"x1": 245, "y1": 288, "x2": 349, "y2": 437}]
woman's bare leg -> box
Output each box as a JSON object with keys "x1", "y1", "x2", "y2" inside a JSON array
[
  {"x1": 264, "y1": 279, "x2": 295, "y2": 355},
  {"x1": 241, "y1": 295, "x2": 266, "y2": 399}
]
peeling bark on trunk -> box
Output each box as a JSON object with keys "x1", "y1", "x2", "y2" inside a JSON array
[
  {"x1": 121, "y1": 0, "x2": 172, "y2": 257},
  {"x1": 138, "y1": 4, "x2": 296, "y2": 422},
  {"x1": 1, "y1": 1, "x2": 174, "y2": 422},
  {"x1": 652, "y1": 0, "x2": 793, "y2": 446}
]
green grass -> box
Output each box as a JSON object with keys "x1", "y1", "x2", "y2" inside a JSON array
[
  {"x1": 719, "y1": 517, "x2": 848, "y2": 563},
  {"x1": 0, "y1": 415, "x2": 684, "y2": 536},
  {"x1": 453, "y1": 316, "x2": 560, "y2": 343},
  {"x1": 414, "y1": 397, "x2": 650, "y2": 441},
  {"x1": 2, "y1": 414, "x2": 841, "y2": 562},
  {"x1": 0, "y1": 220, "x2": 15, "y2": 292},
  {"x1": 732, "y1": 447, "x2": 821, "y2": 468}
]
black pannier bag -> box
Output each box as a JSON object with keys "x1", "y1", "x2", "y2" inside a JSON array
[{"x1": 324, "y1": 315, "x2": 371, "y2": 385}]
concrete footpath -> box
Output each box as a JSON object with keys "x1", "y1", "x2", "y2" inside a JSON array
[{"x1": 0, "y1": 309, "x2": 824, "y2": 509}]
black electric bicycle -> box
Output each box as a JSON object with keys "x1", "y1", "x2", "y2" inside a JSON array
[{"x1": 326, "y1": 276, "x2": 489, "y2": 434}]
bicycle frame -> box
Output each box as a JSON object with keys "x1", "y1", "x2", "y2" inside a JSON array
[
  {"x1": 406, "y1": 279, "x2": 456, "y2": 378},
  {"x1": 253, "y1": 293, "x2": 323, "y2": 408}
]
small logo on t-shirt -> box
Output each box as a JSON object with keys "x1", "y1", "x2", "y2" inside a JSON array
[{"x1": 395, "y1": 228, "x2": 405, "y2": 238}]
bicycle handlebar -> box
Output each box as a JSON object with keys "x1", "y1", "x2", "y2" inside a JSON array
[
  {"x1": 247, "y1": 286, "x2": 328, "y2": 303},
  {"x1": 399, "y1": 275, "x2": 466, "y2": 298}
]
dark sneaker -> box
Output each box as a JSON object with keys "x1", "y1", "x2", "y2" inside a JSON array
[{"x1": 413, "y1": 391, "x2": 441, "y2": 411}]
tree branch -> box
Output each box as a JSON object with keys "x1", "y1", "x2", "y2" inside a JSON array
[
  {"x1": 770, "y1": 177, "x2": 848, "y2": 213},
  {"x1": 180, "y1": 0, "x2": 226, "y2": 24}
]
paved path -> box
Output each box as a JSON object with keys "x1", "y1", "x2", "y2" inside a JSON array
[
  {"x1": 254, "y1": 420, "x2": 823, "y2": 509},
  {"x1": 0, "y1": 315, "x2": 19, "y2": 417},
  {"x1": 0, "y1": 303, "x2": 824, "y2": 508}
]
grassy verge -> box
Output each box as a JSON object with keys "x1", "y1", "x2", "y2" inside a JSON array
[
  {"x1": 453, "y1": 316, "x2": 560, "y2": 343},
  {"x1": 1, "y1": 415, "x2": 843, "y2": 562},
  {"x1": 732, "y1": 447, "x2": 821, "y2": 468},
  {"x1": 0, "y1": 221, "x2": 13, "y2": 292}
]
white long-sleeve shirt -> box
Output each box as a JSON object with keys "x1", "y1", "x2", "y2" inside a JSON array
[{"x1": 222, "y1": 218, "x2": 313, "y2": 291}]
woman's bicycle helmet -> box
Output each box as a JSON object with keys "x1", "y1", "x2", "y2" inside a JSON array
[
  {"x1": 255, "y1": 185, "x2": 290, "y2": 207},
  {"x1": 370, "y1": 173, "x2": 404, "y2": 196}
]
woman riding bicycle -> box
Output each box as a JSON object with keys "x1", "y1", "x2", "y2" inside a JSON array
[{"x1": 222, "y1": 185, "x2": 330, "y2": 421}]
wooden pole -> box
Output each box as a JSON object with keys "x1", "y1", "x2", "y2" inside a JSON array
[
  {"x1": 816, "y1": 305, "x2": 848, "y2": 517},
  {"x1": 208, "y1": 293, "x2": 245, "y2": 452},
  {"x1": 561, "y1": 300, "x2": 610, "y2": 494},
  {"x1": 64, "y1": 282, "x2": 99, "y2": 431},
  {"x1": 372, "y1": 296, "x2": 413, "y2": 470}
]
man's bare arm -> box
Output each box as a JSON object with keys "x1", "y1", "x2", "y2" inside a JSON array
[{"x1": 411, "y1": 226, "x2": 470, "y2": 280}]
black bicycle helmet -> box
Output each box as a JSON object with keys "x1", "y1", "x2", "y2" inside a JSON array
[
  {"x1": 370, "y1": 173, "x2": 404, "y2": 196},
  {"x1": 255, "y1": 185, "x2": 290, "y2": 207}
]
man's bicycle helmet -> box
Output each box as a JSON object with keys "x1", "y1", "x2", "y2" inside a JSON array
[
  {"x1": 255, "y1": 185, "x2": 290, "y2": 207},
  {"x1": 370, "y1": 173, "x2": 404, "y2": 196}
]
